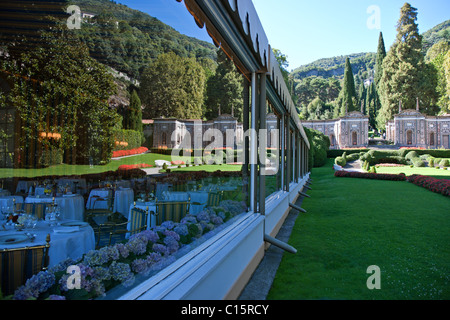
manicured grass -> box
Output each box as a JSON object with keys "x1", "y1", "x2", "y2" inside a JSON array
[
  {"x1": 374, "y1": 165, "x2": 450, "y2": 179},
  {"x1": 170, "y1": 164, "x2": 242, "y2": 172},
  {"x1": 0, "y1": 153, "x2": 179, "y2": 178},
  {"x1": 267, "y1": 158, "x2": 449, "y2": 300}
]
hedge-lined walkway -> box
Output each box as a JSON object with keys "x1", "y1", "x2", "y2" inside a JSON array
[{"x1": 267, "y1": 158, "x2": 449, "y2": 300}]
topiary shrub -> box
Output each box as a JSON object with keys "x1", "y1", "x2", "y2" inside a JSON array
[
  {"x1": 405, "y1": 151, "x2": 418, "y2": 160},
  {"x1": 428, "y1": 157, "x2": 435, "y2": 167},
  {"x1": 440, "y1": 159, "x2": 449, "y2": 167},
  {"x1": 335, "y1": 156, "x2": 346, "y2": 166}
]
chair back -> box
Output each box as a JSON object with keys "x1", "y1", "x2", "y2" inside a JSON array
[
  {"x1": 23, "y1": 203, "x2": 50, "y2": 220},
  {"x1": 155, "y1": 200, "x2": 190, "y2": 225},
  {"x1": 207, "y1": 191, "x2": 223, "y2": 207},
  {"x1": 0, "y1": 234, "x2": 50, "y2": 297},
  {"x1": 128, "y1": 206, "x2": 148, "y2": 236}
]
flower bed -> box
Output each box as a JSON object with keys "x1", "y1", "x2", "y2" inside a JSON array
[
  {"x1": 406, "y1": 175, "x2": 450, "y2": 197},
  {"x1": 334, "y1": 170, "x2": 407, "y2": 181},
  {"x1": 10, "y1": 200, "x2": 247, "y2": 300},
  {"x1": 112, "y1": 147, "x2": 148, "y2": 158},
  {"x1": 170, "y1": 160, "x2": 185, "y2": 165},
  {"x1": 118, "y1": 164, "x2": 153, "y2": 171},
  {"x1": 375, "y1": 163, "x2": 407, "y2": 167}
]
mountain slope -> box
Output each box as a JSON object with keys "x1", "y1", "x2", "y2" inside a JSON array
[
  {"x1": 290, "y1": 19, "x2": 450, "y2": 82},
  {"x1": 70, "y1": 0, "x2": 217, "y2": 80},
  {"x1": 291, "y1": 52, "x2": 376, "y2": 81}
]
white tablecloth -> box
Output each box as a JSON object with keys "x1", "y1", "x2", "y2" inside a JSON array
[
  {"x1": 86, "y1": 189, "x2": 113, "y2": 210},
  {"x1": 25, "y1": 195, "x2": 85, "y2": 221},
  {"x1": 0, "y1": 196, "x2": 24, "y2": 210},
  {"x1": 113, "y1": 188, "x2": 134, "y2": 217},
  {"x1": 15, "y1": 181, "x2": 39, "y2": 194},
  {"x1": 0, "y1": 220, "x2": 95, "y2": 267}
]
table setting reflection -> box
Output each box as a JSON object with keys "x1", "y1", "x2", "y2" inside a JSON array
[{"x1": 0, "y1": 212, "x2": 95, "y2": 267}]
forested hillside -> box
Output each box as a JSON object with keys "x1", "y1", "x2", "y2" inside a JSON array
[
  {"x1": 422, "y1": 19, "x2": 450, "y2": 54},
  {"x1": 70, "y1": 0, "x2": 217, "y2": 80},
  {"x1": 291, "y1": 52, "x2": 376, "y2": 81}
]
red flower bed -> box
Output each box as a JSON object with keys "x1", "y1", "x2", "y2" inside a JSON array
[
  {"x1": 112, "y1": 147, "x2": 148, "y2": 158},
  {"x1": 407, "y1": 175, "x2": 450, "y2": 197},
  {"x1": 171, "y1": 160, "x2": 185, "y2": 165},
  {"x1": 118, "y1": 163, "x2": 152, "y2": 171},
  {"x1": 334, "y1": 170, "x2": 406, "y2": 181}
]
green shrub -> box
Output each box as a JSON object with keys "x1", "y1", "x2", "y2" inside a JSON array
[
  {"x1": 405, "y1": 151, "x2": 418, "y2": 160},
  {"x1": 428, "y1": 157, "x2": 435, "y2": 167},
  {"x1": 39, "y1": 148, "x2": 63, "y2": 167},
  {"x1": 113, "y1": 129, "x2": 143, "y2": 150},
  {"x1": 335, "y1": 156, "x2": 346, "y2": 166},
  {"x1": 410, "y1": 157, "x2": 425, "y2": 167},
  {"x1": 304, "y1": 127, "x2": 330, "y2": 169},
  {"x1": 345, "y1": 153, "x2": 360, "y2": 162},
  {"x1": 440, "y1": 159, "x2": 449, "y2": 167}
]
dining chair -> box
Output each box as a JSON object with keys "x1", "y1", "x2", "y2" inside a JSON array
[
  {"x1": 0, "y1": 234, "x2": 51, "y2": 297},
  {"x1": 155, "y1": 200, "x2": 190, "y2": 225},
  {"x1": 102, "y1": 206, "x2": 149, "y2": 247},
  {"x1": 206, "y1": 191, "x2": 223, "y2": 207},
  {"x1": 33, "y1": 203, "x2": 49, "y2": 220},
  {"x1": 85, "y1": 192, "x2": 115, "y2": 223}
]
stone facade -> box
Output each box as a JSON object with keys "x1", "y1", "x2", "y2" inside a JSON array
[
  {"x1": 301, "y1": 111, "x2": 369, "y2": 149},
  {"x1": 151, "y1": 114, "x2": 243, "y2": 149},
  {"x1": 386, "y1": 109, "x2": 450, "y2": 149}
]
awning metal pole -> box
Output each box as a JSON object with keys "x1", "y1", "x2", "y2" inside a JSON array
[{"x1": 264, "y1": 234, "x2": 297, "y2": 254}]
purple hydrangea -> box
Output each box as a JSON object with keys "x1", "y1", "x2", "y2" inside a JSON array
[
  {"x1": 160, "y1": 220, "x2": 176, "y2": 230},
  {"x1": 152, "y1": 243, "x2": 170, "y2": 256},
  {"x1": 126, "y1": 233, "x2": 149, "y2": 255},
  {"x1": 140, "y1": 229, "x2": 160, "y2": 243},
  {"x1": 114, "y1": 243, "x2": 129, "y2": 258},
  {"x1": 173, "y1": 224, "x2": 189, "y2": 236},
  {"x1": 13, "y1": 271, "x2": 56, "y2": 300},
  {"x1": 108, "y1": 261, "x2": 134, "y2": 287}
]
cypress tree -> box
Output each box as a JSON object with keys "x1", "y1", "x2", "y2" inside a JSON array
[
  {"x1": 374, "y1": 32, "x2": 386, "y2": 87},
  {"x1": 335, "y1": 57, "x2": 357, "y2": 116}
]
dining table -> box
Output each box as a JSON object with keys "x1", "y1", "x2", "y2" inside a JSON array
[
  {"x1": 86, "y1": 188, "x2": 134, "y2": 218},
  {"x1": 0, "y1": 219, "x2": 95, "y2": 268},
  {"x1": 25, "y1": 194, "x2": 85, "y2": 221},
  {"x1": 0, "y1": 195, "x2": 24, "y2": 211},
  {"x1": 128, "y1": 190, "x2": 210, "y2": 233}
]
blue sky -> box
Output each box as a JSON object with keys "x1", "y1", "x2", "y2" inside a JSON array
[{"x1": 118, "y1": 0, "x2": 449, "y2": 70}]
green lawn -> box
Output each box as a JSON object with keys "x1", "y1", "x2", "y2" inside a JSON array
[
  {"x1": 0, "y1": 153, "x2": 177, "y2": 178},
  {"x1": 170, "y1": 163, "x2": 242, "y2": 172},
  {"x1": 267, "y1": 158, "x2": 450, "y2": 300},
  {"x1": 374, "y1": 164, "x2": 450, "y2": 179}
]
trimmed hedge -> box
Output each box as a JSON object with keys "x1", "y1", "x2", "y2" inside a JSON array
[
  {"x1": 113, "y1": 129, "x2": 143, "y2": 151},
  {"x1": 327, "y1": 148, "x2": 369, "y2": 158},
  {"x1": 39, "y1": 148, "x2": 63, "y2": 167}
]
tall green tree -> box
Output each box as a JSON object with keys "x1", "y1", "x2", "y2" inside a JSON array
[
  {"x1": 374, "y1": 32, "x2": 386, "y2": 87},
  {"x1": 335, "y1": 57, "x2": 357, "y2": 117},
  {"x1": 0, "y1": 27, "x2": 119, "y2": 165},
  {"x1": 204, "y1": 49, "x2": 243, "y2": 121},
  {"x1": 426, "y1": 40, "x2": 450, "y2": 114},
  {"x1": 377, "y1": 3, "x2": 438, "y2": 129},
  {"x1": 140, "y1": 52, "x2": 206, "y2": 119}
]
